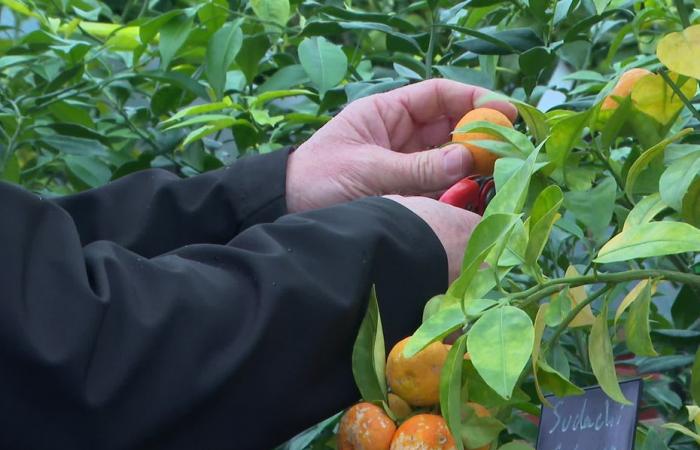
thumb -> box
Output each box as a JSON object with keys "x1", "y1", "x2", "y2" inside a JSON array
[{"x1": 392, "y1": 144, "x2": 474, "y2": 193}]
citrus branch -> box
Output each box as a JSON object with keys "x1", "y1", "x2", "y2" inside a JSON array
[
  {"x1": 512, "y1": 269, "x2": 700, "y2": 308},
  {"x1": 541, "y1": 285, "x2": 611, "y2": 353}
]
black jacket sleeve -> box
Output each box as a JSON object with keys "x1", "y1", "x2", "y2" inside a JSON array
[
  {"x1": 52, "y1": 149, "x2": 289, "y2": 257},
  {"x1": 0, "y1": 177, "x2": 447, "y2": 450}
]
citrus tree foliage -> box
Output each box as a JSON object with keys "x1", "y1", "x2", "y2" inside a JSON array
[{"x1": 2, "y1": 0, "x2": 700, "y2": 449}]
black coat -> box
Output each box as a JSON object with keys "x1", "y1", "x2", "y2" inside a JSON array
[{"x1": 0, "y1": 149, "x2": 447, "y2": 449}]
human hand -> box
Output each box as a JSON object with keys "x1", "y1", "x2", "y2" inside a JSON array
[
  {"x1": 383, "y1": 195, "x2": 480, "y2": 283},
  {"x1": 285, "y1": 79, "x2": 516, "y2": 213}
]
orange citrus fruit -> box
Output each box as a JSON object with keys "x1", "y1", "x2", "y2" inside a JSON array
[
  {"x1": 337, "y1": 402, "x2": 396, "y2": 450},
  {"x1": 452, "y1": 107, "x2": 514, "y2": 176},
  {"x1": 601, "y1": 68, "x2": 652, "y2": 110},
  {"x1": 386, "y1": 337, "x2": 450, "y2": 407},
  {"x1": 389, "y1": 414, "x2": 457, "y2": 450}
]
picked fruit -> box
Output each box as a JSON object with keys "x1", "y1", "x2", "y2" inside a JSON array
[
  {"x1": 601, "y1": 67, "x2": 652, "y2": 110},
  {"x1": 386, "y1": 337, "x2": 449, "y2": 407},
  {"x1": 389, "y1": 414, "x2": 457, "y2": 450},
  {"x1": 452, "y1": 107, "x2": 514, "y2": 176},
  {"x1": 337, "y1": 402, "x2": 396, "y2": 450}
]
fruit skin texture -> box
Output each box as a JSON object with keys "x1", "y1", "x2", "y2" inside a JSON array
[
  {"x1": 337, "y1": 402, "x2": 396, "y2": 450},
  {"x1": 601, "y1": 68, "x2": 652, "y2": 110},
  {"x1": 389, "y1": 414, "x2": 457, "y2": 450},
  {"x1": 386, "y1": 337, "x2": 450, "y2": 407},
  {"x1": 452, "y1": 107, "x2": 514, "y2": 176}
]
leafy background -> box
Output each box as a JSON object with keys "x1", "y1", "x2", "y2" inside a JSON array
[{"x1": 2, "y1": 0, "x2": 700, "y2": 449}]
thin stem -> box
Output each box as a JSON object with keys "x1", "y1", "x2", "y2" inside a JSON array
[
  {"x1": 542, "y1": 285, "x2": 611, "y2": 353},
  {"x1": 512, "y1": 269, "x2": 700, "y2": 308},
  {"x1": 660, "y1": 70, "x2": 700, "y2": 122}
]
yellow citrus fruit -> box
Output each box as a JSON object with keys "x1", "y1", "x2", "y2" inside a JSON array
[
  {"x1": 337, "y1": 402, "x2": 396, "y2": 450},
  {"x1": 389, "y1": 414, "x2": 457, "y2": 450},
  {"x1": 386, "y1": 337, "x2": 450, "y2": 407},
  {"x1": 601, "y1": 68, "x2": 652, "y2": 110},
  {"x1": 452, "y1": 107, "x2": 514, "y2": 176},
  {"x1": 387, "y1": 393, "x2": 412, "y2": 420}
]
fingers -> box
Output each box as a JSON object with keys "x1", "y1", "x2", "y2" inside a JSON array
[
  {"x1": 344, "y1": 79, "x2": 517, "y2": 153},
  {"x1": 374, "y1": 79, "x2": 517, "y2": 126},
  {"x1": 379, "y1": 143, "x2": 474, "y2": 194}
]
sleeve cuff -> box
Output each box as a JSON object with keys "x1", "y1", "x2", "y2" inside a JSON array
[{"x1": 222, "y1": 147, "x2": 291, "y2": 229}]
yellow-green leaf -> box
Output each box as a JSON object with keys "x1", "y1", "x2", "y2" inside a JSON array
[
  {"x1": 662, "y1": 423, "x2": 700, "y2": 444},
  {"x1": 563, "y1": 266, "x2": 595, "y2": 327},
  {"x1": 596, "y1": 221, "x2": 700, "y2": 263},
  {"x1": 589, "y1": 300, "x2": 632, "y2": 404},
  {"x1": 624, "y1": 281, "x2": 658, "y2": 357},
  {"x1": 631, "y1": 72, "x2": 697, "y2": 124},
  {"x1": 614, "y1": 279, "x2": 653, "y2": 324},
  {"x1": 657, "y1": 25, "x2": 700, "y2": 80},
  {"x1": 250, "y1": 0, "x2": 290, "y2": 27},
  {"x1": 625, "y1": 128, "x2": 692, "y2": 195},
  {"x1": 532, "y1": 303, "x2": 552, "y2": 407},
  {"x1": 623, "y1": 193, "x2": 668, "y2": 231}
]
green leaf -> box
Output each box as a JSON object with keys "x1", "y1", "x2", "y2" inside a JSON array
[
  {"x1": 140, "y1": 10, "x2": 182, "y2": 44},
  {"x1": 545, "y1": 288, "x2": 573, "y2": 327},
  {"x1": 614, "y1": 279, "x2": 652, "y2": 324},
  {"x1": 164, "y1": 115, "x2": 244, "y2": 131},
  {"x1": 593, "y1": 0, "x2": 611, "y2": 14},
  {"x1": 298, "y1": 37, "x2": 348, "y2": 97},
  {"x1": 546, "y1": 109, "x2": 592, "y2": 168},
  {"x1": 532, "y1": 303, "x2": 551, "y2": 406},
  {"x1": 440, "y1": 334, "x2": 466, "y2": 450},
  {"x1": 250, "y1": 0, "x2": 290, "y2": 27},
  {"x1": 435, "y1": 65, "x2": 493, "y2": 89},
  {"x1": 452, "y1": 121, "x2": 535, "y2": 157},
  {"x1": 455, "y1": 28, "x2": 543, "y2": 55},
  {"x1": 404, "y1": 305, "x2": 464, "y2": 358},
  {"x1": 162, "y1": 99, "x2": 235, "y2": 126},
  {"x1": 1, "y1": 153, "x2": 20, "y2": 183},
  {"x1": 460, "y1": 403, "x2": 505, "y2": 449},
  {"x1": 351, "y1": 286, "x2": 387, "y2": 403},
  {"x1": 564, "y1": 176, "x2": 616, "y2": 239},
  {"x1": 181, "y1": 119, "x2": 246, "y2": 147},
  {"x1": 692, "y1": 346, "x2": 700, "y2": 404},
  {"x1": 64, "y1": 155, "x2": 111, "y2": 188},
  {"x1": 596, "y1": 221, "x2": 700, "y2": 263},
  {"x1": 623, "y1": 193, "x2": 668, "y2": 231},
  {"x1": 258, "y1": 65, "x2": 310, "y2": 93},
  {"x1": 159, "y1": 15, "x2": 194, "y2": 69},
  {"x1": 588, "y1": 300, "x2": 631, "y2": 404},
  {"x1": 538, "y1": 359, "x2": 585, "y2": 398},
  {"x1": 624, "y1": 281, "x2": 658, "y2": 357},
  {"x1": 250, "y1": 89, "x2": 315, "y2": 108},
  {"x1": 498, "y1": 443, "x2": 536, "y2": 450},
  {"x1": 660, "y1": 151, "x2": 700, "y2": 211},
  {"x1": 447, "y1": 214, "x2": 519, "y2": 299},
  {"x1": 483, "y1": 146, "x2": 540, "y2": 218},
  {"x1": 511, "y1": 99, "x2": 550, "y2": 143},
  {"x1": 235, "y1": 34, "x2": 270, "y2": 84},
  {"x1": 467, "y1": 306, "x2": 534, "y2": 400},
  {"x1": 625, "y1": 128, "x2": 692, "y2": 195},
  {"x1": 525, "y1": 185, "x2": 563, "y2": 267},
  {"x1": 682, "y1": 177, "x2": 700, "y2": 227},
  {"x1": 206, "y1": 23, "x2": 243, "y2": 100},
  {"x1": 662, "y1": 423, "x2": 700, "y2": 444}
]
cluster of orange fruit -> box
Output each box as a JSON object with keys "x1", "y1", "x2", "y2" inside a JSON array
[{"x1": 337, "y1": 338, "x2": 492, "y2": 450}]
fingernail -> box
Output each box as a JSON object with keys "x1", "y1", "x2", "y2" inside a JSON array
[{"x1": 443, "y1": 144, "x2": 470, "y2": 178}]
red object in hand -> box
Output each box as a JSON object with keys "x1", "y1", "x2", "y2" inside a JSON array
[{"x1": 439, "y1": 175, "x2": 495, "y2": 215}]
